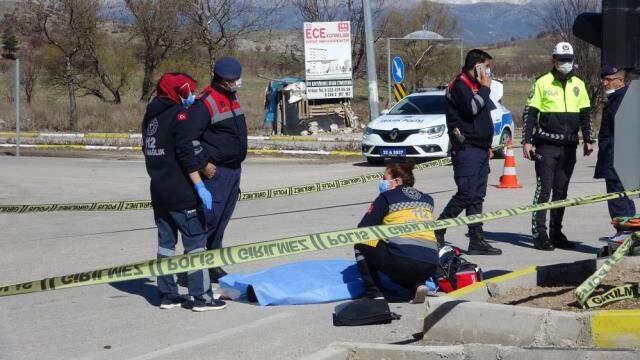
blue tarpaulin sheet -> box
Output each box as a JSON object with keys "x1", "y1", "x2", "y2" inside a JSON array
[
  {"x1": 263, "y1": 77, "x2": 303, "y2": 126},
  {"x1": 219, "y1": 259, "x2": 377, "y2": 306}
]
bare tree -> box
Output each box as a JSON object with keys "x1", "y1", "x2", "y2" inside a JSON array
[
  {"x1": 0, "y1": 9, "x2": 42, "y2": 103},
  {"x1": 185, "y1": 0, "x2": 286, "y2": 76},
  {"x1": 20, "y1": 51, "x2": 43, "y2": 104},
  {"x1": 76, "y1": 34, "x2": 135, "y2": 104},
  {"x1": 530, "y1": 0, "x2": 602, "y2": 112},
  {"x1": 383, "y1": 0, "x2": 458, "y2": 90},
  {"x1": 125, "y1": 0, "x2": 189, "y2": 101},
  {"x1": 293, "y1": 0, "x2": 342, "y2": 23},
  {"x1": 29, "y1": 0, "x2": 99, "y2": 131},
  {"x1": 293, "y1": 0, "x2": 389, "y2": 77}
]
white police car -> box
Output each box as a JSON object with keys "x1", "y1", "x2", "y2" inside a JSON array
[{"x1": 362, "y1": 81, "x2": 514, "y2": 164}]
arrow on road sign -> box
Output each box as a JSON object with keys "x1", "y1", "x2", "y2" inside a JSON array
[{"x1": 392, "y1": 56, "x2": 405, "y2": 84}]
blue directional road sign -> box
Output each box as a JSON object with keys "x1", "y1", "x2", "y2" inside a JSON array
[{"x1": 392, "y1": 56, "x2": 405, "y2": 84}]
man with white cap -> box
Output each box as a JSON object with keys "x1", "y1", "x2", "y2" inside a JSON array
[{"x1": 522, "y1": 42, "x2": 593, "y2": 251}]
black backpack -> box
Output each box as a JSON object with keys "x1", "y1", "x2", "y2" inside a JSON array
[{"x1": 333, "y1": 298, "x2": 401, "y2": 326}]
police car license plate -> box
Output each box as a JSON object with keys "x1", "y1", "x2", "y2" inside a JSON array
[{"x1": 380, "y1": 148, "x2": 407, "y2": 157}]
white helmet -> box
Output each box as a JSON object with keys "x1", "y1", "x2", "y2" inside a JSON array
[{"x1": 553, "y1": 42, "x2": 574, "y2": 60}]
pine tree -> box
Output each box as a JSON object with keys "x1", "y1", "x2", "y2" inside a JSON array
[{"x1": 2, "y1": 26, "x2": 19, "y2": 60}]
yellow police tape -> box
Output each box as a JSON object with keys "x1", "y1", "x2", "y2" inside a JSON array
[
  {"x1": 1, "y1": 188, "x2": 637, "y2": 297},
  {"x1": 585, "y1": 283, "x2": 638, "y2": 309},
  {"x1": 575, "y1": 232, "x2": 639, "y2": 307},
  {"x1": 0, "y1": 156, "x2": 453, "y2": 214},
  {"x1": 0, "y1": 132, "x2": 138, "y2": 139}
]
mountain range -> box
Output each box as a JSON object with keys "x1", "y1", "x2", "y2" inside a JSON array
[
  {"x1": 3, "y1": 0, "x2": 544, "y2": 47},
  {"x1": 274, "y1": 1, "x2": 542, "y2": 45},
  {"x1": 445, "y1": 1, "x2": 542, "y2": 45}
]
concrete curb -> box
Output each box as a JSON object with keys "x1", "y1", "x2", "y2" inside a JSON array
[
  {"x1": 0, "y1": 132, "x2": 358, "y2": 142},
  {"x1": 0, "y1": 143, "x2": 362, "y2": 157},
  {"x1": 303, "y1": 342, "x2": 640, "y2": 360},
  {"x1": 422, "y1": 258, "x2": 640, "y2": 349}
]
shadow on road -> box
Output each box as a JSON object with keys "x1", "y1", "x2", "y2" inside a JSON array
[
  {"x1": 483, "y1": 231, "x2": 534, "y2": 249},
  {"x1": 110, "y1": 278, "x2": 160, "y2": 306},
  {"x1": 483, "y1": 269, "x2": 512, "y2": 279},
  {"x1": 484, "y1": 231, "x2": 602, "y2": 254}
]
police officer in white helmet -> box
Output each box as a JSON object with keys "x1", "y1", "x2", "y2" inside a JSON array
[{"x1": 522, "y1": 42, "x2": 593, "y2": 250}]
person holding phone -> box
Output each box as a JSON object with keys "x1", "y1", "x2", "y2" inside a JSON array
[
  {"x1": 522, "y1": 42, "x2": 593, "y2": 251},
  {"x1": 433, "y1": 49, "x2": 502, "y2": 255}
]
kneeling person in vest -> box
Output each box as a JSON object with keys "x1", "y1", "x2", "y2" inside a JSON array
[
  {"x1": 188, "y1": 57, "x2": 248, "y2": 283},
  {"x1": 522, "y1": 42, "x2": 593, "y2": 250},
  {"x1": 354, "y1": 161, "x2": 439, "y2": 302}
]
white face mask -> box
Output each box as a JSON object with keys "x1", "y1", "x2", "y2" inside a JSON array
[
  {"x1": 555, "y1": 62, "x2": 574, "y2": 75},
  {"x1": 605, "y1": 88, "x2": 616, "y2": 95},
  {"x1": 228, "y1": 78, "x2": 242, "y2": 92}
]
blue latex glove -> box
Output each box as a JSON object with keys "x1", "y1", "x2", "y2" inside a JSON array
[{"x1": 194, "y1": 182, "x2": 213, "y2": 211}]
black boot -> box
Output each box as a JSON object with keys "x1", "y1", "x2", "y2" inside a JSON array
[
  {"x1": 533, "y1": 231, "x2": 554, "y2": 251},
  {"x1": 434, "y1": 229, "x2": 446, "y2": 248},
  {"x1": 550, "y1": 228, "x2": 576, "y2": 249},
  {"x1": 208, "y1": 267, "x2": 228, "y2": 283},
  {"x1": 467, "y1": 228, "x2": 502, "y2": 255}
]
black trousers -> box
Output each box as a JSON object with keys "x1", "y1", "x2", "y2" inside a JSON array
[
  {"x1": 531, "y1": 143, "x2": 576, "y2": 235},
  {"x1": 438, "y1": 146, "x2": 490, "y2": 232},
  {"x1": 354, "y1": 242, "x2": 436, "y2": 298},
  {"x1": 606, "y1": 177, "x2": 636, "y2": 226}
]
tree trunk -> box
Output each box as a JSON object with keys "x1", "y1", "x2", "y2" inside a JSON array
[
  {"x1": 140, "y1": 66, "x2": 154, "y2": 102},
  {"x1": 207, "y1": 46, "x2": 216, "y2": 78},
  {"x1": 66, "y1": 59, "x2": 78, "y2": 131},
  {"x1": 24, "y1": 85, "x2": 33, "y2": 104},
  {"x1": 68, "y1": 82, "x2": 78, "y2": 131}
]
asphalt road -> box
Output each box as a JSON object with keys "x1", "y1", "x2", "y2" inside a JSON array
[{"x1": 0, "y1": 150, "x2": 635, "y2": 360}]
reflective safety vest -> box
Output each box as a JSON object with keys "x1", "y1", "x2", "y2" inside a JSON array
[
  {"x1": 526, "y1": 71, "x2": 590, "y2": 144},
  {"x1": 361, "y1": 187, "x2": 438, "y2": 262}
]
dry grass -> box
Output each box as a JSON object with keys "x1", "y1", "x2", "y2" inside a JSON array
[
  {"x1": 501, "y1": 79, "x2": 532, "y2": 129},
  {"x1": 0, "y1": 71, "x2": 282, "y2": 133},
  {"x1": 0, "y1": 35, "x2": 565, "y2": 134}
]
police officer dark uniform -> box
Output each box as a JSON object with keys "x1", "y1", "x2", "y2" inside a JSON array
[
  {"x1": 434, "y1": 49, "x2": 502, "y2": 255},
  {"x1": 142, "y1": 73, "x2": 226, "y2": 311},
  {"x1": 595, "y1": 65, "x2": 636, "y2": 243},
  {"x1": 187, "y1": 57, "x2": 247, "y2": 282},
  {"x1": 522, "y1": 42, "x2": 593, "y2": 250},
  {"x1": 355, "y1": 161, "x2": 439, "y2": 302}
]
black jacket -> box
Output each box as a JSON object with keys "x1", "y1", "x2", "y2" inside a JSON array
[
  {"x1": 595, "y1": 86, "x2": 628, "y2": 180},
  {"x1": 445, "y1": 72, "x2": 495, "y2": 150},
  {"x1": 142, "y1": 98, "x2": 207, "y2": 211},
  {"x1": 188, "y1": 82, "x2": 248, "y2": 169}
]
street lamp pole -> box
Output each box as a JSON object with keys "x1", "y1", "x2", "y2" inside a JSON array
[
  {"x1": 15, "y1": 58, "x2": 20, "y2": 157},
  {"x1": 363, "y1": 0, "x2": 379, "y2": 121}
]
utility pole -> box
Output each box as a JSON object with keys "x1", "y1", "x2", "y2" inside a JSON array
[
  {"x1": 15, "y1": 58, "x2": 20, "y2": 157},
  {"x1": 363, "y1": 0, "x2": 379, "y2": 121}
]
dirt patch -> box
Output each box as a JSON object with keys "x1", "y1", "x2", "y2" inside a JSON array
[{"x1": 489, "y1": 263, "x2": 640, "y2": 311}]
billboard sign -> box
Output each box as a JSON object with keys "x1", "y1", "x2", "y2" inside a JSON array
[{"x1": 304, "y1": 21, "x2": 353, "y2": 100}]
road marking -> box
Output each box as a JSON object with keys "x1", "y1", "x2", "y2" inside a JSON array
[{"x1": 126, "y1": 312, "x2": 293, "y2": 360}]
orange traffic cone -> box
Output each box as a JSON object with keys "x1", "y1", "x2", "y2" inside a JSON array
[{"x1": 497, "y1": 139, "x2": 522, "y2": 189}]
